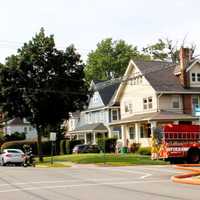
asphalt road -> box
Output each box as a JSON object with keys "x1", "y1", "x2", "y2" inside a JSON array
[{"x1": 0, "y1": 165, "x2": 199, "y2": 200}]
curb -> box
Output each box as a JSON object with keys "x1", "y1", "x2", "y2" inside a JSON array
[{"x1": 171, "y1": 164, "x2": 200, "y2": 185}]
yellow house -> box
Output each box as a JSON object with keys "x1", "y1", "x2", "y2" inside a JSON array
[{"x1": 109, "y1": 48, "x2": 200, "y2": 147}]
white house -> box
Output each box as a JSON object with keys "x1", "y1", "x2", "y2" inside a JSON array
[
  {"x1": 3, "y1": 118, "x2": 37, "y2": 140},
  {"x1": 67, "y1": 80, "x2": 120, "y2": 144},
  {"x1": 110, "y1": 47, "x2": 200, "y2": 147}
]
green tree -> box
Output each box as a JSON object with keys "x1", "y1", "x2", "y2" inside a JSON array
[
  {"x1": 143, "y1": 38, "x2": 187, "y2": 63},
  {"x1": 0, "y1": 28, "x2": 88, "y2": 161},
  {"x1": 85, "y1": 38, "x2": 150, "y2": 82}
]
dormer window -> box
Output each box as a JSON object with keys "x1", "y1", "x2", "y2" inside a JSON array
[
  {"x1": 191, "y1": 73, "x2": 200, "y2": 82},
  {"x1": 192, "y1": 73, "x2": 196, "y2": 82},
  {"x1": 198, "y1": 73, "x2": 200, "y2": 82}
]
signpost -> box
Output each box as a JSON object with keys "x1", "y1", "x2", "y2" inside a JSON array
[{"x1": 50, "y1": 132, "x2": 56, "y2": 165}]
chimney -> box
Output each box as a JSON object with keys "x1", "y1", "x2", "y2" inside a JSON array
[{"x1": 179, "y1": 47, "x2": 191, "y2": 88}]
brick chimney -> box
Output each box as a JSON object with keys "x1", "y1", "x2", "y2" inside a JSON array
[{"x1": 179, "y1": 47, "x2": 191, "y2": 88}]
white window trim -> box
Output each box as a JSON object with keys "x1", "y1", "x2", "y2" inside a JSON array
[
  {"x1": 124, "y1": 101, "x2": 133, "y2": 113},
  {"x1": 111, "y1": 109, "x2": 118, "y2": 121},
  {"x1": 143, "y1": 96, "x2": 153, "y2": 110},
  {"x1": 191, "y1": 72, "x2": 200, "y2": 83},
  {"x1": 112, "y1": 131, "x2": 120, "y2": 139},
  {"x1": 128, "y1": 126, "x2": 135, "y2": 140}
]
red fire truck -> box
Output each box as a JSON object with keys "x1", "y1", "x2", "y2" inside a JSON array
[{"x1": 157, "y1": 124, "x2": 200, "y2": 164}]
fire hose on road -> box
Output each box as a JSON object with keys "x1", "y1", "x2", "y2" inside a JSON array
[{"x1": 171, "y1": 164, "x2": 200, "y2": 185}]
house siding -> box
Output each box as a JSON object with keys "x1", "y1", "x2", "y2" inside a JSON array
[
  {"x1": 120, "y1": 82, "x2": 157, "y2": 119},
  {"x1": 190, "y1": 63, "x2": 200, "y2": 87},
  {"x1": 88, "y1": 91, "x2": 104, "y2": 109},
  {"x1": 159, "y1": 95, "x2": 183, "y2": 113}
]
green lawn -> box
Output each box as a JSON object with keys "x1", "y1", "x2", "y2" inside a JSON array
[{"x1": 39, "y1": 153, "x2": 168, "y2": 166}]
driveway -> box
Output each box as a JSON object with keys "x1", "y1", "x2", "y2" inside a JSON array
[{"x1": 0, "y1": 165, "x2": 199, "y2": 200}]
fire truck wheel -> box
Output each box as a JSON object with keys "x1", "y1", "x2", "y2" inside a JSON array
[{"x1": 187, "y1": 148, "x2": 200, "y2": 164}]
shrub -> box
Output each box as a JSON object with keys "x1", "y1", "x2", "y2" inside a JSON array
[
  {"x1": 128, "y1": 143, "x2": 141, "y2": 153},
  {"x1": 137, "y1": 147, "x2": 151, "y2": 155},
  {"x1": 4, "y1": 132, "x2": 26, "y2": 141},
  {"x1": 97, "y1": 138, "x2": 117, "y2": 153}
]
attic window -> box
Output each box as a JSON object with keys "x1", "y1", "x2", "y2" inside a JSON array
[
  {"x1": 198, "y1": 73, "x2": 200, "y2": 82},
  {"x1": 192, "y1": 73, "x2": 196, "y2": 82},
  {"x1": 143, "y1": 97, "x2": 153, "y2": 110},
  {"x1": 143, "y1": 98, "x2": 148, "y2": 110}
]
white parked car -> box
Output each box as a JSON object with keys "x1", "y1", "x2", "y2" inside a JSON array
[{"x1": 0, "y1": 149, "x2": 25, "y2": 166}]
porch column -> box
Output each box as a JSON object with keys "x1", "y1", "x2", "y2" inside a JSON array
[
  {"x1": 150, "y1": 121, "x2": 157, "y2": 146},
  {"x1": 107, "y1": 126, "x2": 112, "y2": 138},
  {"x1": 77, "y1": 133, "x2": 79, "y2": 140},
  {"x1": 84, "y1": 133, "x2": 87, "y2": 144},
  {"x1": 121, "y1": 125, "x2": 127, "y2": 147},
  {"x1": 135, "y1": 123, "x2": 140, "y2": 143},
  {"x1": 150, "y1": 121, "x2": 157, "y2": 135},
  {"x1": 93, "y1": 132, "x2": 96, "y2": 144}
]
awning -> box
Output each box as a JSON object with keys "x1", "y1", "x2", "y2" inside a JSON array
[
  {"x1": 110, "y1": 111, "x2": 198, "y2": 125},
  {"x1": 68, "y1": 123, "x2": 108, "y2": 134}
]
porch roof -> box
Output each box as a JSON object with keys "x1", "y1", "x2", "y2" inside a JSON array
[
  {"x1": 68, "y1": 123, "x2": 108, "y2": 134},
  {"x1": 110, "y1": 111, "x2": 198, "y2": 125}
]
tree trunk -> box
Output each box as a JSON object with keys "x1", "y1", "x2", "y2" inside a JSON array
[{"x1": 37, "y1": 126, "x2": 43, "y2": 162}]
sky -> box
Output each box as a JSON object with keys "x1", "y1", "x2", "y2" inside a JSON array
[{"x1": 0, "y1": 0, "x2": 200, "y2": 63}]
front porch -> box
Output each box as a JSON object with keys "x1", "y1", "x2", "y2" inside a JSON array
[
  {"x1": 110, "y1": 111, "x2": 199, "y2": 147},
  {"x1": 68, "y1": 123, "x2": 108, "y2": 144}
]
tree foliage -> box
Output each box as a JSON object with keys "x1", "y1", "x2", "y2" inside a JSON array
[
  {"x1": 143, "y1": 38, "x2": 196, "y2": 63},
  {"x1": 85, "y1": 38, "x2": 150, "y2": 82},
  {"x1": 0, "y1": 28, "x2": 88, "y2": 160}
]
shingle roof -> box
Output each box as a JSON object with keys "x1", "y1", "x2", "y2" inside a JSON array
[
  {"x1": 110, "y1": 111, "x2": 198, "y2": 125},
  {"x1": 70, "y1": 123, "x2": 108, "y2": 133},
  {"x1": 134, "y1": 60, "x2": 200, "y2": 93},
  {"x1": 6, "y1": 118, "x2": 30, "y2": 126},
  {"x1": 94, "y1": 80, "x2": 120, "y2": 105}
]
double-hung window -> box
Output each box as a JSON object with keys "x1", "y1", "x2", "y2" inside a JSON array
[
  {"x1": 129, "y1": 126, "x2": 135, "y2": 139},
  {"x1": 112, "y1": 109, "x2": 118, "y2": 121},
  {"x1": 172, "y1": 95, "x2": 180, "y2": 109},
  {"x1": 143, "y1": 97, "x2": 153, "y2": 110}
]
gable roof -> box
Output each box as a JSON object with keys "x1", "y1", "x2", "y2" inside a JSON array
[
  {"x1": 113, "y1": 59, "x2": 200, "y2": 103},
  {"x1": 93, "y1": 80, "x2": 120, "y2": 106},
  {"x1": 136, "y1": 60, "x2": 200, "y2": 93},
  {"x1": 6, "y1": 118, "x2": 30, "y2": 126}
]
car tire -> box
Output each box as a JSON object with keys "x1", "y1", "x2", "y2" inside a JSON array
[{"x1": 187, "y1": 148, "x2": 200, "y2": 164}]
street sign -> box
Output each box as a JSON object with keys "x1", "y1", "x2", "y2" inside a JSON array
[
  {"x1": 195, "y1": 107, "x2": 200, "y2": 117},
  {"x1": 50, "y1": 132, "x2": 56, "y2": 141}
]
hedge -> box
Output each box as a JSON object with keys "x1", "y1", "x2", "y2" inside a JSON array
[
  {"x1": 137, "y1": 147, "x2": 151, "y2": 155},
  {"x1": 1, "y1": 139, "x2": 84, "y2": 155},
  {"x1": 1, "y1": 140, "x2": 56, "y2": 156}
]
